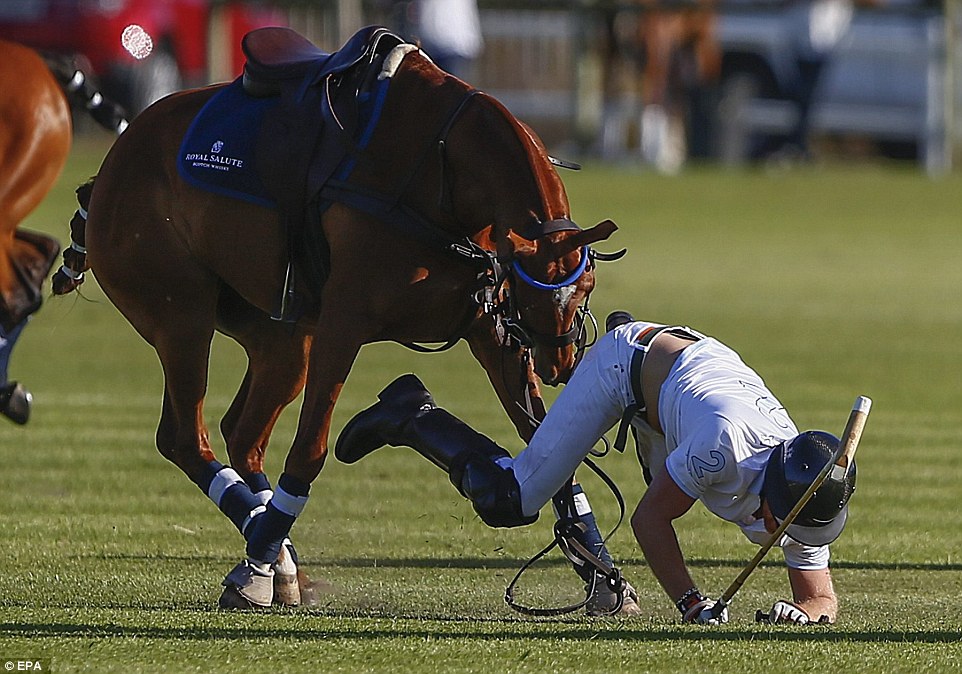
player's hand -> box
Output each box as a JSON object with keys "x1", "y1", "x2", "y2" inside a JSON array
[
  {"x1": 682, "y1": 598, "x2": 729, "y2": 625},
  {"x1": 766, "y1": 600, "x2": 810, "y2": 625}
]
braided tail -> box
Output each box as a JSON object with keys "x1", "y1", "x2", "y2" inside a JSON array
[{"x1": 52, "y1": 179, "x2": 94, "y2": 296}]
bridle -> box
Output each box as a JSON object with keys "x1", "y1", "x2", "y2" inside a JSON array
[{"x1": 485, "y1": 242, "x2": 599, "y2": 362}]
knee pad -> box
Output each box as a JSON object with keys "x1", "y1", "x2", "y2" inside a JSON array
[{"x1": 455, "y1": 454, "x2": 538, "y2": 528}]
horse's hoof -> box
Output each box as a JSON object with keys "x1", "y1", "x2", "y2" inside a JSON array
[
  {"x1": 218, "y1": 585, "x2": 261, "y2": 610},
  {"x1": 271, "y1": 540, "x2": 301, "y2": 607},
  {"x1": 271, "y1": 541, "x2": 300, "y2": 607},
  {"x1": 0, "y1": 382, "x2": 31, "y2": 425},
  {"x1": 585, "y1": 577, "x2": 643, "y2": 618},
  {"x1": 272, "y1": 571, "x2": 299, "y2": 607},
  {"x1": 219, "y1": 560, "x2": 273, "y2": 609}
]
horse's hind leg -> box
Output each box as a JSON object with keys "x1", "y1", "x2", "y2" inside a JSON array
[
  {"x1": 132, "y1": 291, "x2": 287, "y2": 608},
  {"x1": 136, "y1": 287, "x2": 310, "y2": 609},
  {"x1": 89, "y1": 210, "x2": 280, "y2": 607}
]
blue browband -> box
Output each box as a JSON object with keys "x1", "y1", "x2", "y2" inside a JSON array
[{"x1": 510, "y1": 245, "x2": 589, "y2": 291}]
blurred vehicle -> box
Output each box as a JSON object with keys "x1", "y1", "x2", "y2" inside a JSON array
[
  {"x1": 714, "y1": 0, "x2": 953, "y2": 167},
  {"x1": 0, "y1": 0, "x2": 285, "y2": 117}
]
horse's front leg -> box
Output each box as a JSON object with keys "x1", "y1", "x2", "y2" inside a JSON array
[
  {"x1": 220, "y1": 309, "x2": 367, "y2": 608},
  {"x1": 465, "y1": 319, "x2": 642, "y2": 617},
  {"x1": 216, "y1": 289, "x2": 314, "y2": 606}
]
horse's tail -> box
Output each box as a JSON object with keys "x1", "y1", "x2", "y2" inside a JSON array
[
  {"x1": 43, "y1": 53, "x2": 129, "y2": 135},
  {"x1": 51, "y1": 178, "x2": 94, "y2": 296}
]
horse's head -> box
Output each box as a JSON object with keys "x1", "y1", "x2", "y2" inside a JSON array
[
  {"x1": 429, "y1": 90, "x2": 621, "y2": 385},
  {"x1": 413, "y1": 76, "x2": 622, "y2": 385},
  {"x1": 353, "y1": 51, "x2": 622, "y2": 384},
  {"x1": 498, "y1": 220, "x2": 617, "y2": 385}
]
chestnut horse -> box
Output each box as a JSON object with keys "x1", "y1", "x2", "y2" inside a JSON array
[
  {"x1": 0, "y1": 39, "x2": 125, "y2": 424},
  {"x1": 54, "y1": 29, "x2": 626, "y2": 610}
]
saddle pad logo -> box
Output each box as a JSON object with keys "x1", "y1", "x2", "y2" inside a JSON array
[
  {"x1": 178, "y1": 78, "x2": 278, "y2": 208},
  {"x1": 184, "y1": 140, "x2": 245, "y2": 173}
]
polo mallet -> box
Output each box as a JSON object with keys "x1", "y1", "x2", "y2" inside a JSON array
[{"x1": 710, "y1": 395, "x2": 872, "y2": 620}]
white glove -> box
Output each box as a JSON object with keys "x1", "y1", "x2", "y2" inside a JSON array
[
  {"x1": 768, "y1": 600, "x2": 810, "y2": 625},
  {"x1": 683, "y1": 598, "x2": 729, "y2": 625}
]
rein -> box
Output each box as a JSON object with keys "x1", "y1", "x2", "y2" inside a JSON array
[{"x1": 504, "y1": 456, "x2": 629, "y2": 617}]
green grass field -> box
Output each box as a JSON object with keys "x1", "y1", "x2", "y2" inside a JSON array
[{"x1": 1, "y1": 135, "x2": 960, "y2": 672}]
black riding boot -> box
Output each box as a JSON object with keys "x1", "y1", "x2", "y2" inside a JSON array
[{"x1": 336, "y1": 374, "x2": 537, "y2": 528}]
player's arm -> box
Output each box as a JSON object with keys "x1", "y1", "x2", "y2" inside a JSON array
[
  {"x1": 788, "y1": 566, "x2": 838, "y2": 623},
  {"x1": 766, "y1": 566, "x2": 838, "y2": 624},
  {"x1": 631, "y1": 469, "x2": 701, "y2": 612}
]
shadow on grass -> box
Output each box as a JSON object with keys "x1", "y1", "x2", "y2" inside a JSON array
[
  {"x1": 316, "y1": 557, "x2": 962, "y2": 573},
  {"x1": 1, "y1": 620, "x2": 960, "y2": 644},
  {"x1": 88, "y1": 553, "x2": 962, "y2": 573}
]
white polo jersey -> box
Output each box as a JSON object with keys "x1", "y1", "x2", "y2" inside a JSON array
[
  {"x1": 659, "y1": 337, "x2": 829, "y2": 569},
  {"x1": 511, "y1": 321, "x2": 830, "y2": 569}
]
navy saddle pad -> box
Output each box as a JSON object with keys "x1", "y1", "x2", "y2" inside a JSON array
[{"x1": 178, "y1": 78, "x2": 279, "y2": 208}]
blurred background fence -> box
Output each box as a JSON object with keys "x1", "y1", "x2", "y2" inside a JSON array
[
  {"x1": 221, "y1": 0, "x2": 962, "y2": 174},
  {"x1": 1, "y1": 0, "x2": 959, "y2": 173},
  {"x1": 274, "y1": 0, "x2": 962, "y2": 173}
]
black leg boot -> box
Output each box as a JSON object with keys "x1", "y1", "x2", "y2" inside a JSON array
[
  {"x1": 335, "y1": 374, "x2": 436, "y2": 464},
  {"x1": 336, "y1": 374, "x2": 537, "y2": 528}
]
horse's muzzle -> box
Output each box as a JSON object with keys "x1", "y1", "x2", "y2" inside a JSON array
[{"x1": 534, "y1": 349, "x2": 576, "y2": 387}]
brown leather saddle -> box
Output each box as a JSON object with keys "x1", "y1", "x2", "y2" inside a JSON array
[
  {"x1": 239, "y1": 26, "x2": 406, "y2": 319},
  {"x1": 242, "y1": 26, "x2": 392, "y2": 97}
]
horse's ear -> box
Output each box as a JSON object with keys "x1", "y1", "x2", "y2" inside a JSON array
[
  {"x1": 552, "y1": 219, "x2": 618, "y2": 257},
  {"x1": 498, "y1": 228, "x2": 538, "y2": 259}
]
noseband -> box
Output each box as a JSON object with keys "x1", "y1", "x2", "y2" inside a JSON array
[
  {"x1": 507, "y1": 245, "x2": 590, "y2": 352},
  {"x1": 508, "y1": 245, "x2": 588, "y2": 292}
]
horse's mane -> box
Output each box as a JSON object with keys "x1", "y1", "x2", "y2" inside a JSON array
[{"x1": 397, "y1": 52, "x2": 570, "y2": 240}]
